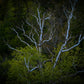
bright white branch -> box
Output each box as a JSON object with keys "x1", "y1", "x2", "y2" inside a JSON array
[
  {"x1": 12, "y1": 28, "x2": 32, "y2": 49},
  {"x1": 24, "y1": 57, "x2": 29, "y2": 71},
  {"x1": 16, "y1": 23, "x2": 38, "y2": 48},
  {"x1": 62, "y1": 35, "x2": 84, "y2": 52},
  {"x1": 26, "y1": 20, "x2": 39, "y2": 36},
  {"x1": 22, "y1": 28, "x2": 37, "y2": 48},
  {"x1": 43, "y1": 37, "x2": 52, "y2": 44},
  {"x1": 29, "y1": 66, "x2": 39, "y2": 72},
  {"x1": 9, "y1": 8, "x2": 52, "y2": 53},
  {"x1": 45, "y1": 15, "x2": 51, "y2": 20},
  {"x1": 32, "y1": 8, "x2": 52, "y2": 52},
  {"x1": 6, "y1": 43, "x2": 19, "y2": 52},
  {"x1": 24, "y1": 57, "x2": 39, "y2": 72},
  {"x1": 40, "y1": 37, "x2": 52, "y2": 46},
  {"x1": 53, "y1": 0, "x2": 79, "y2": 68},
  {"x1": 33, "y1": 15, "x2": 39, "y2": 25},
  {"x1": 37, "y1": 8, "x2": 41, "y2": 29},
  {"x1": 42, "y1": 13, "x2": 45, "y2": 29}
]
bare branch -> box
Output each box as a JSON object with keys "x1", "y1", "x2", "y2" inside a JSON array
[
  {"x1": 32, "y1": 15, "x2": 39, "y2": 25},
  {"x1": 23, "y1": 31, "x2": 37, "y2": 48},
  {"x1": 3, "y1": 39, "x2": 19, "y2": 52},
  {"x1": 45, "y1": 16, "x2": 51, "y2": 20},
  {"x1": 24, "y1": 57, "x2": 29, "y2": 71},
  {"x1": 31, "y1": 33, "x2": 37, "y2": 48},
  {"x1": 26, "y1": 20, "x2": 39, "y2": 35},
  {"x1": 42, "y1": 13, "x2": 45, "y2": 29},
  {"x1": 43, "y1": 59, "x2": 52, "y2": 64},
  {"x1": 12, "y1": 28, "x2": 32, "y2": 49},
  {"x1": 27, "y1": 22, "x2": 39, "y2": 36},
  {"x1": 63, "y1": 8, "x2": 68, "y2": 19},
  {"x1": 33, "y1": 8, "x2": 41, "y2": 28},
  {"x1": 22, "y1": 29, "x2": 34, "y2": 43},
  {"x1": 62, "y1": 35, "x2": 84, "y2": 52},
  {"x1": 45, "y1": 14, "x2": 51, "y2": 20},
  {"x1": 26, "y1": 17, "x2": 39, "y2": 36},
  {"x1": 46, "y1": 47, "x2": 54, "y2": 56},
  {"x1": 34, "y1": 28, "x2": 39, "y2": 36},
  {"x1": 53, "y1": 45, "x2": 63, "y2": 68},
  {"x1": 53, "y1": 0, "x2": 78, "y2": 68},
  {"x1": 24, "y1": 57, "x2": 39, "y2": 72},
  {"x1": 66, "y1": 10, "x2": 74, "y2": 40},
  {"x1": 37, "y1": 8, "x2": 41, "y2": 28},
  {"x1": 38, "y1": 37, "x2": 52, "y2": 47},
  {"x1": 16, "y1": 26, "x2": 23, "y2": 31},
  {"x1": 6, "y1": 43, "x2": 19, "y2": 52},
  {"x1": 43, "y1": 37, "x2": 52, "y2": 44},
  {"x1": 29, "y1": 66, "x2": 39, "y2": 72},
  {"x1": 26, "y1": 20, "x2": 33, "y2": 27}
]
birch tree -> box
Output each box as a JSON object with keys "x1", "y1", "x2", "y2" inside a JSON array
[
  {"x1": 6, "y1": 0, "x2": 84, "y2": 72},
  {"x1": 6, "y1": 8, "x2": 53, "y2": 72},
  {"x1": 53, "y1": 0, "x2": 84, "y2": 68},
  {"x1": 7, "y1": 8, "x2": 52, "y2": 53}
]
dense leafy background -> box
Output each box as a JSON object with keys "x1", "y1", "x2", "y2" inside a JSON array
[{"x1": 0, "y1": 0, "x2": 84, "y2": 84}]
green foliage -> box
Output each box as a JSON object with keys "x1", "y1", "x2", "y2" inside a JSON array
[
  {"x1": 6, "y1": 44, "x2": 84, "y2": 84},
  {"x1": 7, "y1": 46, "x2": 44, "y2": 84},
  {"x1": 0, "y1": 0, "x2": 84, "y2": 84},
  {"x1": 52, "y1": 44, "x2": 83, "y2": 83},
  {"x1": 7, "y1": 59, "x2": 28, "y2": 84}
]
